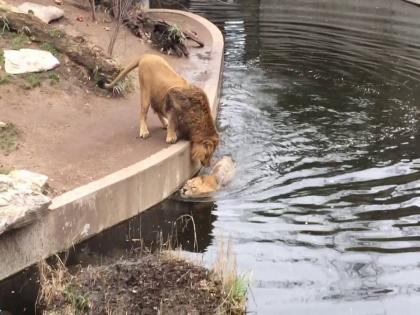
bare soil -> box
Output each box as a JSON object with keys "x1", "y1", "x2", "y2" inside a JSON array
[
  {"x1": 0, "y1": 0, "x2": 211, "y2": 195},
  {"x1": 40, "y1": 254, "x2": 225, "y2": 314}
]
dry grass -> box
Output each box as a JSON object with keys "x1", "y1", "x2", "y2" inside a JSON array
[
  {"x1": 212, "y1": 238, "x2": 249, "y2": 314},
  {"x1": 36, "y1": 217, "x2": 249, "y2": 314},
  {"x1": 37, "y1": 256, "x2": 90, "y2": 314}
]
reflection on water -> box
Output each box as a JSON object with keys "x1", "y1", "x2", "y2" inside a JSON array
[{"x1": 157, "y1": 0, "x2": 420, "y2": 313}]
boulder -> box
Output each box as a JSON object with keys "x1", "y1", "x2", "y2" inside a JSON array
[
  {"x1": 17, "y1": 2, "x2": 64, "y2": 24},
  {"x1": 4, "y1": 48, "x2": 60, "y2": 74},
  {"x1": 0, "y1": 170, "x2": 51, "y2": 236}
]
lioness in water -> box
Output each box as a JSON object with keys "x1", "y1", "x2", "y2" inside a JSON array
[
  {"x1": 181, "y1": 156, "x2": 235, "y2": 198},
  {"x1": 104, "y1": 54, "x2": 219, "y2": 166}
]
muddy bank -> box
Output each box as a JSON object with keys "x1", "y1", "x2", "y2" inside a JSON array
[{"x1": 38, "y1": 252, "x2": 240, "y2": 314}]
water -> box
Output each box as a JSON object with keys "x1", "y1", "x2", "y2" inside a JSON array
[{"x1": 156, "y1": 0, "x2": 420, "y2": 313}]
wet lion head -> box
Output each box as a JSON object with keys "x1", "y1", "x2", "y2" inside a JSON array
[{"x1": 180, "y1": 175, "x2": 218, "y2": 198}]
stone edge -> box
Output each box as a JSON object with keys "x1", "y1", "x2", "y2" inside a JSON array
[{"x1": 0, "y1": 9, "x2": 224, "y2": 281}]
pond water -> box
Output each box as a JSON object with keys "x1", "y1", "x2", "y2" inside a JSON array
[{"x1": 158, "y1": 0, "x2": 420, "y2": 313}]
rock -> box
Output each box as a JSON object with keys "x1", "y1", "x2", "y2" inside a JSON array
[
  {"x1": 9, "y1": 170, "x2": 48, "y2": 192},
  {"x1": 0, "y1": 0, "x2": 19, "y2": 12},
  {"x1": 17, "y1": 2, "x2": 64, "y2": 24},
  {"x1": 0, "y1": 170, "x2": 51, "y2": 236},
  {"x1": 4, "y1": 49, "x2": 60, "y2": 74},
  {"x1": 54, "y1": 0, "x2": 63, "y2": 5},
  {"x1": 0, "y1": 122, "x2": 6, "y2": 129}
]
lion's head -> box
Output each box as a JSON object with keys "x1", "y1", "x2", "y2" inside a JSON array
[
  {"x1": 191, "y1": 138, "x2": 219, "y2": 167},
  {"x1": 180, "y1": 175, "x2": 219, "y2": 198}
]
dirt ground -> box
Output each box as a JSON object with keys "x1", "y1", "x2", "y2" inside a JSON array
[
  {"x1": 0, "y1": 0, "x2": 212, "y2": 194},
  {"x1": 39, "y1": 253, "x2": 226, "y2": 314}
]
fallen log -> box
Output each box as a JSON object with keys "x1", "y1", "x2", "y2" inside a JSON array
[
  {"x1": 124, "y1": 11, "x2": 204, "y2": 57},
  {"x1": 0, "y1": 7, "x2": 121, "y2": 82}
]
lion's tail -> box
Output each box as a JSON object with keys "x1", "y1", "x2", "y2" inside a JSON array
[{"x1": 104, "y1": 59, "x2": 140, "y2": 89}]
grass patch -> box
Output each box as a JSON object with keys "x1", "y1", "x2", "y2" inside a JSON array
[
  {"x1": 48, "y1": 72, "x2": 60, "y2": 85},
  {"x1": 40, "y1": 42, "x2": 58, "y2": 56},
  {"x1": 38, "y1": 257, "x2": 90, "y2": 314},
  {"x1": 24, "y1": 73, "x2": 41, "y2": 89},
  {"x1": 11, "y1": 33, "x2": 29, "y2": 49},
  {"x1": 167, "y1": 24, "x2": 186, "y2": 43},
  {"x1": 212, "y1": 239, "x2": 249, "y2": 314},
  {"x1": 0, "y1": 122, "x2": 20, "y2": 154},
  {"x1": 0, "y1": 166, "x2": 12, "y2": 174},
  {"x1": 48, "y1": 28, "x2": 64, "y2": 38},
  {"x1": 0, "y1": 50, "x2": 4, "y2": 66},
  {"x1": 110, "y1": 77, "x2": 133, "y2": 95},
  {"x1": 0, "y1": 74, "x2": 10, "y2": 85}
]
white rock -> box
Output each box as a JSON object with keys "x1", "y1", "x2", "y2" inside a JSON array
[
  {"x1": 0, "y1": 122, "x2": 6, "y2": 129},
  {"x1": 0, "y1": 170, "x2": 50, "y2": 236},
  {"x1": 17, "y1": 2, "x2": 64, "y2": 24},
  {"x1": 0, "y1": 0, "x2": 19, "y2": 12},
  {"x1": 4, "y1": 49, "x2": 60, "y2": 75},
  {"x1": 9, "y1": 170, "x2": 48, "y2": 192},
  {"x1": 0, "y1": 175, "x2": 12, "y2": 192}
]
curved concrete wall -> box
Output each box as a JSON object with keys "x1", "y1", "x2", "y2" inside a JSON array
[{"x1": 0, "y1": 10, "x2": 224, "y2": 281}]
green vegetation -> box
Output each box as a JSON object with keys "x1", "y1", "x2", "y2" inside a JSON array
[
  {"x1": 48, "y1": 28, "x2": 64, "y2": 38},
  {"x1": 0, "y1": 122, "x2": 20, "y2": 154},
  {"x1": 48, "y1": 72, "x2": 60, "y2": 85},
  {"x1": 11, "y1": 33, "x2": 29, "y2": 49},
  {"x1": 24, "y1": 73, "x2": 41, "y2": 89},
  {"x1": 0, "y1": 75, "x2": 10, "y2": 85},
  {"x1": 213, "y1": 239, "x2": 249, "y2": 314},
  {"x1": 63, "y1": 285, "x2": 90, "y2": 313},
  {"x1": 111, "y1": 78, "x2": 133, "y2": 95},
  {"x1": 167, "y1": 24, "x2": 186, "y2": 43},
  {"x1": 38, "y1": 257, "x2": 91, "y2": 314},
  {"x1": 0, "y1": 166, "x2": 12, "y2": 174},
  {"x1": 40, "y1": 42, "x2": 58, "y2": 56}
]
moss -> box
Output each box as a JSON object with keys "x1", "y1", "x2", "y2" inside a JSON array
[
  {"x1": 48, "y1": 28, "x2": 64, "y2": 38},
  {"x1": 0, "y1": 122, "x2": 20, "y2": 154},
  {"x1": 0, "y1": 74, "x2": 10, "y2": 85},
  {"x1": 24, "y1": 73, "x2": 41, "y2": 89},
  {"x1": 48, "y1": 72, "x2": 60, "y2": 85},
  {"x1": 40, "y1": 42, "x2": 58, "y2": 56},
  {"x1": 11, "y1": 33, "x2": 29, "y2": 49}
]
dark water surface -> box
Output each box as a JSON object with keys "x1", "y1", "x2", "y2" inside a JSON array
[{"x1": 159, "y1": 0, "x2": 420, "y2": 314}]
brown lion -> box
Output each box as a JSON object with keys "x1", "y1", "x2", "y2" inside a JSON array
[{"x1": 104, "y1": 54, "x2": 219, "y2": 166}]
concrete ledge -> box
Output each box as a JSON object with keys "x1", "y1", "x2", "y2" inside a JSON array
[
  {"x1": 0, "y1": 9, "x2": 224, "y2": 281},
  {"x1": 403, "y1": 0, "x2": 420, "y2": 5}
]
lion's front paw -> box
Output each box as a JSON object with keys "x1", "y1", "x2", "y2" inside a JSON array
[
  {"x1": 166, "y1": 134, "x2": 177, "y2": 144},
  {"x1": 139, "y1": 128, "x2": 150, "y2": 139}
]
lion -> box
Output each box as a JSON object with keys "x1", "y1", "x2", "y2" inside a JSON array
[
  {"x1": 104, "y1": 54, "x2": 219, "y2": 166},
  {"x1": 181, "y1": 156, "x2": 235, "y2": 198}
]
